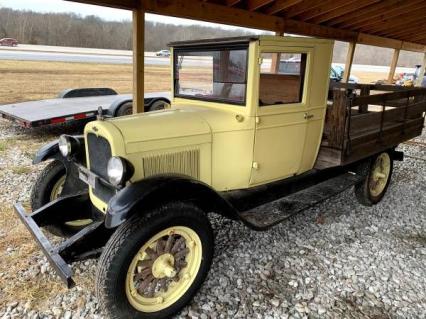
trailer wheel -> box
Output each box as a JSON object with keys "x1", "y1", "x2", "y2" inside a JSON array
[
  {"x1": 354, "y1": 151, "x2": 393, "y2": 206},
  {"x1": 148, "y1": 99, "x2": 169, "y2": 112},
  {"x1": 31, "y1": 160, "x2": 92, "y2": 237},
  {"x1": 116, "y1": 102, "x2": 134, "y2": 117},
  {"x1": 96, "y1": 202, "x2": 214, "y2": 319}
]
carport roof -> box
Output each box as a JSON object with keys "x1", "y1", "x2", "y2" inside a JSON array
[{"x1": 69, "y1": 0, "x2": 426, "y2": 52}]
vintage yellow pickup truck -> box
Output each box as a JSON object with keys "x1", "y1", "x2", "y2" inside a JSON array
[{"x1": 15, "y1": 35, "x2": 426, "y2": 319}]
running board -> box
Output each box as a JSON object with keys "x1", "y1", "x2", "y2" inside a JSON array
[{"x1": 238, "y1": 173, "x2": 363, "y2": 230}]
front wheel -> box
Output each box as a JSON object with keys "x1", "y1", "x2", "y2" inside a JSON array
[
  {"x1": 96, "y1": 202, "x2": 214, "y2": 319},
  {"x1": 30, "y1": 160, "x2": 93, "y2": 237},
  {"x1": 354, "y1": 151, "x2": 393, "y2": 206}
]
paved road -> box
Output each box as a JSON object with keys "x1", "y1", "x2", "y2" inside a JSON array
[{"x1": 0, "y1": 46, "x2": 415, "y2": 73}]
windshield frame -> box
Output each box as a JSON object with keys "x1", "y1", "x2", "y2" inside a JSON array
[{"x1": 172, "y1": 44, "x2": 249, "y2": 106}]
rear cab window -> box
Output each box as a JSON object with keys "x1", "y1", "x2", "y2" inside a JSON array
[{"x1": 259, "y1": 52, "x2": 307, "y2": 106}]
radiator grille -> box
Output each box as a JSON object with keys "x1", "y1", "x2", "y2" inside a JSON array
[
  {"x1": 87, "y1": 133, "x2": 115, "y2": 202},
  {"x1": 142, "y1": 149, "x2": 200, "y2": 179}
]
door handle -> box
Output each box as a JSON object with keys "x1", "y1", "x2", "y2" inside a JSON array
[{"x1": 304, "y1": 113, "x2": 314, "y2": 120}]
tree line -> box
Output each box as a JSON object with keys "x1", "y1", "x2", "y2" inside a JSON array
[{"x1": 0, "y1": 7, "x2": 422, "y2": 67}]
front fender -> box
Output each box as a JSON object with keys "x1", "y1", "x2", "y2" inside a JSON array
[
  {"x1": 33, "y1": 136, "x2": 85, "y2": 164},
  {"x1": 105, "y1": 175, "x2": 238, "y2": 228}
]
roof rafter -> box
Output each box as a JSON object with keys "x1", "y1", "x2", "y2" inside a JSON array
[
  {"x1": 326, "y1": 0, "x2": 404, "y2": 27},
  {"x1": 263, "y1": 0, "x2": 302, "y2": 15}
]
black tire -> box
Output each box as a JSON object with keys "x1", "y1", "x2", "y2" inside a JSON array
[
  {"x1": 30, "y1": 160, "x2": 89, "y2": 237},
  {"x1": 96, "y1": 202, "x2": 214, "y2": 319},
  {"x1": 354, "y1": 151, "x2": 393, "y2": 206},
  {"x1": 148, "y1": 99, "x2": 169, "y2": 112},
  {"x1": 116, "y1": 102, "x2": 134, "y2": 117}
]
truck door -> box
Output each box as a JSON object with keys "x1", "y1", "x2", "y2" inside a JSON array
[{"x1": 250, "y1": 49, "x2": 312, "y2": 185}]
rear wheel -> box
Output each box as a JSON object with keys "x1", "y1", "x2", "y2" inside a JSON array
[
  {"x1": 96, "y1": 202, "x2": 214, "y2": 319},
  {"x1": 355, "y1": 151, "x2": 393, "y2": 206},
  {"x1": 31, "y1": 160, "x2": 93, "y2": 237}
]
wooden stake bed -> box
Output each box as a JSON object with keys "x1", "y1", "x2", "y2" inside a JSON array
[{"x1": 316, "y1": 83, "x2": 426, "y2": 169}]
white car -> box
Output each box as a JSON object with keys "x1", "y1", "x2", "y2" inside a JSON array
[{"x1": 156, "y1": 49, "x2": 170, "y2": 57}]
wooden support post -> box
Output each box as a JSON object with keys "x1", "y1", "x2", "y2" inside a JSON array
[
  {"x1": 359, "y1": 85, "x2": 370, "y2": 113},
  {"x1": 387, "y1": 48, "x2": 400, "y2": 84},
  {"x1": 343, "y1": 42, "x2": 356, "y2": 83},
  {"x1": 270, "y1": 32, "x2": 283, "y2": 73},
  {"x1": 416, "y1": 52, "x2": 426, "y2": 87},
  {"x1": 132, "y1": 6, "x2": 145, "y2": 114}
]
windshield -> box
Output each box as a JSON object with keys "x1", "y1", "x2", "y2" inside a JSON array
[{"x1": 174, "y1": 46, "x2": 248, "y2": 105}]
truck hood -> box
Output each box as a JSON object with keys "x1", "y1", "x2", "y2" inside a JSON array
[{"x1": 108, "y1": 108, "x2": 213, "y2": 153}]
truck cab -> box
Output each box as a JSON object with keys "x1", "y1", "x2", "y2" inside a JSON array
[{"x1": 83, "y1": 36, "x2": 332, "y2": 213}]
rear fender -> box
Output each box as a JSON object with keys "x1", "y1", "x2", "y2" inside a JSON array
[{"x1": 105, "y1": 175, "x2": 239, "y2": 228}]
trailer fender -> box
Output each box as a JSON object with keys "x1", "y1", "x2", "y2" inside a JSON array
[
  {"x1": 107, "y1": 96, "x2": 133, "y2": 117},
  {"x1": 105, "y1": 175, "x2": 238, "y2": 228}
]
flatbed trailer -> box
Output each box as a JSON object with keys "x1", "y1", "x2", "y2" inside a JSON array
[{"x1": 0, "y1": 88, "x2": 170, "y2": 128}]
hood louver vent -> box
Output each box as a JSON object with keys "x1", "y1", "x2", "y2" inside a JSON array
[{"x1": 142, "y1": 149, "x2": 200, "y2": 179}]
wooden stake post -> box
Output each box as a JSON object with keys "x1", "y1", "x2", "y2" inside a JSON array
[{"x1": 132, "y1": 6, "x2": 145, "y2": 114}]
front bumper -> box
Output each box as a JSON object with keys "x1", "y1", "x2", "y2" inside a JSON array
[{"x1": 14, "y1": 193, "x2": 112, "y2": 288}]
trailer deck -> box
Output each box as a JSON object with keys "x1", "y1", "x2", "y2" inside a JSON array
[{"x1": 0, "y1": 91, "x2": 170, "y2": 128}]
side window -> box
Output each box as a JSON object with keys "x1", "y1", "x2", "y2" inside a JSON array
[{"x1": 259, "y1": 52, "x2": 307, "y2": 106}]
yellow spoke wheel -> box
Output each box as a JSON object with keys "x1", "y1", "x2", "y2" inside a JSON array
[
  {"x1": 125, "y1": 226, "x2": 202, "y2": 313},
  {"x1": 50, "y1": 175, "x2": 92, "y2": 228},
  {"x1": 369, "y1": 152, "x2": 391, "y2": 197}
]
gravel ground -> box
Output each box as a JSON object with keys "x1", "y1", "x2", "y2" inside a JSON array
[{"x1": 0, "y1": 118, "x2": 425, "y2": 319}]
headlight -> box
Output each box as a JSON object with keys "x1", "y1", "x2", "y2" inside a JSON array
[
  {"x1": 107, "y1": 156, "x2": 127, "y2": 186},
  {"x1": 58, "y1": 135, "x2": 81, "y2": 157},
  {"x1": 58, "y1": 135, "x2": 72, "y2": 157}
]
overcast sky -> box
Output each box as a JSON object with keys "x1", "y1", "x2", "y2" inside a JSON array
[{"x1": 0, "y1": 0, "x2": 264, "y2": 32}]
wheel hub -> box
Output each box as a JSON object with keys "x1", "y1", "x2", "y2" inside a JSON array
[
  {"x1": 152, "y1": 253, "x2": 177, "y2": 279},
  {"x1": 369, "y1": 153, "x2": 391, "y2": 197}
]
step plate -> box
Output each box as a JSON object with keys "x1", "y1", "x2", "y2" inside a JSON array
[{"x1": 239, "y1": 173, "x2": 363, "y2": 230}]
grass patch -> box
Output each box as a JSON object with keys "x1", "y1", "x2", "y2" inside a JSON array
[
  {"x1": 11, "y1": 166, "x2": 32, "y2": 175},
  {"x1": 0, "y1": 141, "x2": 6, "y2": 152}
]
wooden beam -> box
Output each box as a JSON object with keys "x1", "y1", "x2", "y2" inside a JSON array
[
  {"x1": 343, "y1": 0, "x2": 423, "y2": 30},
  {"x1": 142, "y1": 0, "x2": 285, "y2": 33},
  {"x1": 369, "y1": 14, "x2": 426, "y2": 37},
  {"x1": 67, "y1": 0, "x2": 136, "y2": 10},
  {"x1": 225, "y1": 0, "x2": 242, "y2": 6},
  {"x1": 357, "y1": 33, "x2": 402, "y2": 50},
  {"x1": 284, "y1": 19, "x2": 357, "y2": 42},
  {"x1": 248, "y1": 0, "x2": 275, "y2": 11},
  {"x1": 326, "y1": 0, "x2": 403, "y2": 27},
  {"x1": 401, "y1": 42, "x2": 426, "y2": 53},
  {"x1": 263, "y1": 0, "x2": 303, "y2": 15},
  {"x1": 308, "y1": 0, "x2": 380, "y2": 24},
  {"x1": 387, "y1": 49, "x2": 400, "y2": 84},
  {"x1": 132, "y1": 6, "x2": 145, "y2": 114},
  {"x1": 343, "y1": 42, "x2": 356, "y2": 83},
  {"x1": 282, "y1": 0, "x2": 326, "y2": 18},
  {"x1": 416, "y1": 53, "x2": 426, "y2": 87},
  {"x1": 352, "y1": 1, "x2": 425, "y2": 31},
  {"x1": 297, "y1": 0, "x2": 358, "y2": 22},
  {"x1": 380, "y1": 18, "x2": 426, "y2": 39}
]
